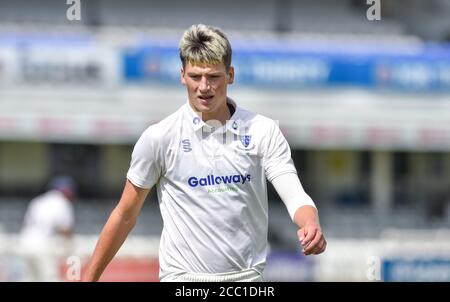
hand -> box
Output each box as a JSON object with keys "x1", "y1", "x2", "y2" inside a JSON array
[{"x1": 297, "y1": 224, "x2": 326, "y2": 255}]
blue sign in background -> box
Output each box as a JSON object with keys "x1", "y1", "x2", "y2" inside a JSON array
[
  {"x1": 383, "y1": 258, "x2": 450, "y2": 281},
  {"x1": 123, "y1": 42, "x2": 450, "y2": 91}
]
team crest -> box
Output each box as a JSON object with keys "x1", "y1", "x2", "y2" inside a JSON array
[
  {"x1": 236, "y1": 134, "x2": 255, "y2": 151},
  {"x1": 240, "y1": 135, "x2": 252, "y2": 148}
]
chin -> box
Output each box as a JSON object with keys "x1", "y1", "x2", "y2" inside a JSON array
[{"x1": 195, "y1": 102, "x2": 213, "y2": 112}]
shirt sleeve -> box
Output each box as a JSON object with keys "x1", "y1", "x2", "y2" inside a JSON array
[
  {"x1": 263, "y1": 121, "x2": 298, "y2": 182},
  {"x1": 126, "y1": 128, "x2": 163, "y2": 189},
  {"x1": 271, "y1": 172, "x2": 317, "y2": 222}
]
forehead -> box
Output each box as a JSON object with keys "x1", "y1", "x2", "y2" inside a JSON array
[{"x1": 184, "y1": 61, "x2": 227, "y2": 74}]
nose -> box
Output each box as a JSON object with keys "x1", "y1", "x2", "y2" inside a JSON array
[{"x1": 198, "y1": 76, "x2": 210, "y2": 92}]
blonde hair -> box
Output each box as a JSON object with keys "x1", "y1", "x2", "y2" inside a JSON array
[{"x1": 179, "y1": 24, "x2": 232, "y2": 70}]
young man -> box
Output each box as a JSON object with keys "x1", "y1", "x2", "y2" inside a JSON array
[{"x1": 84, "y1": 24, "x2": 326, "y2": 282}]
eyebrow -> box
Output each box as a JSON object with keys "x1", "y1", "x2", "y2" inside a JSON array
[{"x1": 187, "y1": 72, "x2": 223, "y2": 76}]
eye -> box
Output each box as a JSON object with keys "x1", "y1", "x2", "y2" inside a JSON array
[{"x1": 189, "y1": 75, "x2": 201, "y2": 81}]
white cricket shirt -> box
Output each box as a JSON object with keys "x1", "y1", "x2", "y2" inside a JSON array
[
  {"x1": 127, "y1": 98, "x2": 299, "y2": 280},
  {"x1": 20, "y1": 190, "x2": 74, "y2": 242}
]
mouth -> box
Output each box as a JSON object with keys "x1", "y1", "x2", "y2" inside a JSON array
[{"x1": 198, "y1": 95, "x2": 214, "y2": 102}]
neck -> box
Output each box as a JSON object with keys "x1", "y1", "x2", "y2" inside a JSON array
[
  {"x1": 206, "y1": 105, "x2": 229, "y2": 125},
  {"x1": 192, "y1": 99, "x2": 231, "y2": 125}
]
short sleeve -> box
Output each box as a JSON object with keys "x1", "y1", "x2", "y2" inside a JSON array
[
  {"x1": 263, "y1": 121, "x2": 297, "y2": 182},
  {"x1": 126, "y1": 128, "x2": 163, "y2": 189}
]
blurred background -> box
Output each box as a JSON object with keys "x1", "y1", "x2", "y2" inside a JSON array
[{"x1": 1, "y1": 0, "x2": 450, "y2": 281}]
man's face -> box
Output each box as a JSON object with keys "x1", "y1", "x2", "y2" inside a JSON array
[{"x1": 181, "y1": 61, "x2": 234, "y2": 117}]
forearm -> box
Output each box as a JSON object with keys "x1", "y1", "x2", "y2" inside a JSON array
[
  {"x1": 271, "y1": 172, "x2": 316, "y2": 221},
  {"x1": 272, "y1": 175, "x2": 326, "y2": 255},
  {"x1": 83, "y1": 206, "x2": 137, "y2": 281}
]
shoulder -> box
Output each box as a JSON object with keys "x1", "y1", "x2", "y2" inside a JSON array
[
  {"x1": 35, "y1": 191, "x2": 71, "y2": 212},
  {"x1": 237, "y1": 106, "x2": 279, "y2": 133}
]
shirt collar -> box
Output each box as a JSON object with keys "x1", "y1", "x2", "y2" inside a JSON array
[
  {"x1": 185, "y1": 99, "x2": 206, "y2": 132},
  {"x1": 185, "y1": 98, "x2": 242, "y2": 135}
]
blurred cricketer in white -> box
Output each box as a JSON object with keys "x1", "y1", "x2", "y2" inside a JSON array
[
  {"x1": 84, "y1": 24, "x2": 326, "y2": 282},
  {"x1": 20, "y1": 176, "x2": 76, "y2": 281}
]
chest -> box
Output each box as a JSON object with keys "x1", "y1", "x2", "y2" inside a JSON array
[{"x1": 167, "y1": 128, "x2": 263, "y2": 177}]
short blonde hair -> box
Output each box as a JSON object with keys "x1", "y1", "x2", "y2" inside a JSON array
[{"x1": 179, "y1": 24, "x2": 232, "y2": 70}]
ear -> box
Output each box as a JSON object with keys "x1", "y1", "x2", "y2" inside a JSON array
[
  {"x1": 181, "y1": 67, "x2": 186, "y2": 86},
  {"x1": 227, "y1": 66, "x2": 234, "y2": 84}
]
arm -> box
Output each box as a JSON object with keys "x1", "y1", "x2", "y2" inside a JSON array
[
  {"x1": 272, "y1": 173, "x2": 326, "y2": 256},
  {"x1": 83, "y1": 180, "x2": 149, "y2": 281}
]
